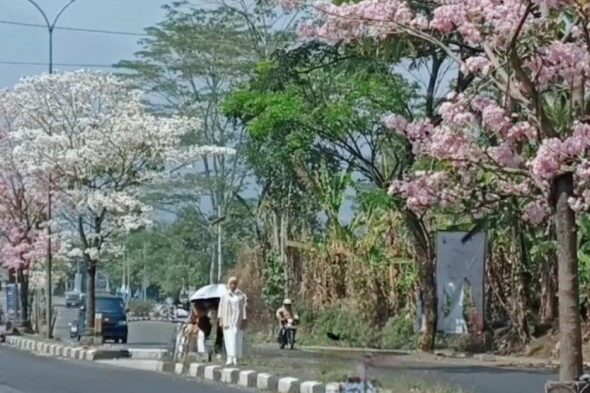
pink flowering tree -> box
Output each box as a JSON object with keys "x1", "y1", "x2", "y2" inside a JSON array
[
  {"x1": 301, "y1": 0, "x2": 590, "y2": 380},
  {"x1": 0, "y1": 101, "x2": 48, "y2": 326}
]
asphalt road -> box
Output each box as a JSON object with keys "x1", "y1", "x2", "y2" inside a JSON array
[
  {"x1": 0, "y1": 345, "x2": 243, "y2": 393},
  {"x1": 54, "y1": 303, "x2": 177, "y2": 348}
]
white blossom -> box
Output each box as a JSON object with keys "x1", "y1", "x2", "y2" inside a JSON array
[{"x1": 2, "y1": 71, "x2": 229, "y2": 265}]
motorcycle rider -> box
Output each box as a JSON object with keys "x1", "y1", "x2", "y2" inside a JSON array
[{"x1": 276, "y1": 299, "x2": 299, "y2": 344}]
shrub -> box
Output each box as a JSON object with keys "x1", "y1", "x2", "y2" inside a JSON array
[
  {"x1": 379, "y1": 315, "x2": 418, "y2": 349},
  {"x1": 307, "y1": 301, "x2": 381, "y2": 348}
]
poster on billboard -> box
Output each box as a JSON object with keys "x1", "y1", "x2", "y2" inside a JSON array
[{"x1": 6, "y1": 283, "x2": 20, "y2": 323}]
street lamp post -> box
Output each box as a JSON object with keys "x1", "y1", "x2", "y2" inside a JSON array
[{"x1": 25, "y1": 0, "x2": 77, "y2": 339}]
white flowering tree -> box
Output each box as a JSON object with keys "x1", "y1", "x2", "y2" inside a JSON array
[{"x1": 5, "y1": 71, "x2": 229, "y2": 334}]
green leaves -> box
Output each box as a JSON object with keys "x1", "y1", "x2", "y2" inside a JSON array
[{"x1": 261, "y1": 252, "x2": 286, "y2": 310}]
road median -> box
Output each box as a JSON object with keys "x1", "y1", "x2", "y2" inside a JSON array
[{"x1": 5, "y1": 335, "x2": 131, "y2": 361}]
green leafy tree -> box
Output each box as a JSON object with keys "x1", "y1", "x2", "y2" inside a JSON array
[
  {"x1": 225, "y1": 42, "x2": 418, "y2": 301},
  {"x1": 118, "y1": 1, "x2": 295, "y2": 282}
]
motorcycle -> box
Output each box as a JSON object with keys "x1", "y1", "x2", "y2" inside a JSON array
[{"x1": 279, "y1": 318, "x2": 297, "y2": 350}]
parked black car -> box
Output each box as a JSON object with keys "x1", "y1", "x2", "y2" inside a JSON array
[
  {"x1": 70, "y1": 295, "x2": 128, "y2": 343},
  {"x1": 65, "y1": 291, "x2": 81, "y2": 308}
]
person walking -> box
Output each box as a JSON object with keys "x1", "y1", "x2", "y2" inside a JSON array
[{"x1": 218, "y1": 276, "x2": 247, "y2": 366}]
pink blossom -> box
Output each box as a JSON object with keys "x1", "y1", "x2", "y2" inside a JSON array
[
  {"x1": 530, "y1": 138, "x2": 563, "y2": 180},
  {"x1": 496, "y1": 179, "x2": 531, "y2": 195},
  {"x1": 506, "y1": 122, "x2": 537, "y2": 143},
  {"x1": 404, "y1": 120, "x2": 432, "y2": 140},
  {"x1": 426, "y1": 126, "x2": 473, "y2": 161},
  {"x1": 430, "y1": 4, "x2": 466, "y2": 33},
  {"x1": 563, "y1": 123, "x2": 590, "y2": 157},
  {"x1": 481, "y1": 104, "x2": 510, "y2": 134},
  {"x1": 461, "y1": 56, "x2": 492, "y2": 75},
  {"x1": 439, "y1": 94, "x2": 475, "y2": 127},
  {"x1": 471, "y1": 96, "x2": 495, "y2": 112},
  {"x1": 576, "y1": 160, "x2": 590, "y2": 182},
  {"x1": 301, "y1": 0, "x2": 415, "y2": 42},
  {"x1": 457, "y1": 22, "x2": 482, "y2": 46},
  {"x1": 527, "y1": 42, "x2": 590, "y2": 88},
  {"x1": 523, "y1": 200, "x2": 549, "y2": 225},
  {"x1": 487, "y1": 143, "x2": 523, "y2": 168},
  {"x1": 389, "y1": 172, "x2": 451, "y2": 211}
]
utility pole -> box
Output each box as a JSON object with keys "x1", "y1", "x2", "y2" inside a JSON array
[
  {"x1": 216, "y1": 203, "x2": 223, "y2": 284},
  {"x1": 208, "y1": 207, "x2": 226, "y2": 284},
  {"x1": 142, "y1": 244, "x2": 147, "y2": 301},
  {"x1": 26, "y1": 0, "x2": 77, "y2": 339}
]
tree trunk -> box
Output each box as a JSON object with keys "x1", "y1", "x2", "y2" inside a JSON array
[
  {"x1": 85, "y1": 260, "x2": 97, "y2": 337},
  {"x1": 553, "y1": 173, "x2": 583, "y2": 381},
  {"x1": 209, "y1": 251, "x2": 216, "y2": 285},
  {"x1": 405, "y1": 209, "x2": 436, "y2": 352},
  {"x1": 272, "y1": 210, "x2": 280, "y2": 253},
  {"x1": 540, "y1": 255, "x2": 558, "y2": 324},
  {"x1": 418, "y1": 258, "x2": 437, "y2": 352}
]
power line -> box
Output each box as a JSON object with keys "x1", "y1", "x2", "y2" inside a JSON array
[
  {"x1": 0, "y1": 19, "x2": 147, "y2": 37},
  {"x1": 0, "y1": 18, "x2": 296, "y2": 44},
  {"x1": 0, "y1": 60, "x2": 115, "y2": 68}
]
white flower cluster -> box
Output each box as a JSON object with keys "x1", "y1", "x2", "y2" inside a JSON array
[{"x1": 0, "y1": 71, "x2": 230, "y2": 264}]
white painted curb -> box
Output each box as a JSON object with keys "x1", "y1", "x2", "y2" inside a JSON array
[
  {"x1": 278, "y1": 377, "x2": 300, "y2": 393},
  {"x1": 326, "y1": 383, "x2": 341, "y2": 393},
  {"x1": 221, "y1": 368, "x2": 240, "y2": 384},
  {"x1": 4, "y1": 335, "x2": 122, "y2": 362},
  {"x1": 239, "y1": 370, "x2": 257, "y2": 387},
  {"x1": 257, "y1": 373, "x2": 279, "y2": 391},
  {"x1": 301, "y1": 381, "x2": 324, "y2": 393},
  {"x1": 189, "y1": 363, "x2": 204, "y2": 377},
  {"x1": 204, "y1": 365, "x2": 221, "y2": 381}
]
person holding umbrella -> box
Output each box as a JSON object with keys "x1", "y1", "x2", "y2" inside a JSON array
[{"x1": 218, "y1": 276, "x2": 247, "y2": 366}]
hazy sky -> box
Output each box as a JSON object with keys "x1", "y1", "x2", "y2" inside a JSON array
[{"x1": 0, "y1": 0, "x2": 170, "y2": 87}]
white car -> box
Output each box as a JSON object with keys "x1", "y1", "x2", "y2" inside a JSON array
[{"x1": 175, "y1": 307, "x2": 189, "y2": 318}]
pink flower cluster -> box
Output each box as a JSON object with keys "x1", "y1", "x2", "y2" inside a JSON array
[
  {"x1": 461, "y1": 56, "x2": 492, "y2": 76},
  {"x1": 523, "y1": 199, "x2": 550, "y2": 225},
  {"x1": 433, "y1": 0, "x2": 530, "y2": 47},
  {"x1": 530, "y1": 123, "x2": 590, "y2": 181},
  {"x1": 526, "y1": 42, "x2": 590, "y2": 88},
  {"x1": 0, "y1": 226, "x2": 47, "y2": 270},
  {"x1": 299, "y1": 0, "x2": 418, "y2": 42},
  {"x1": 389, "y1": 172, "x2": 454, "y2": 211},
  {"x1": 439, "y1": 94, "x2": 475, "y2": 127},
  {"x1": 488, "y1": 143, "x2": 523, "y2": 168}
]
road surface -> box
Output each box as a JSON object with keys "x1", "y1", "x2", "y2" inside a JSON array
[
  {"x1": 54, "y1": 303, "x2": 177, "y2": 348},
  {"x1": 0, "y1": 344, "x2": 241, "y2": 393}
]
